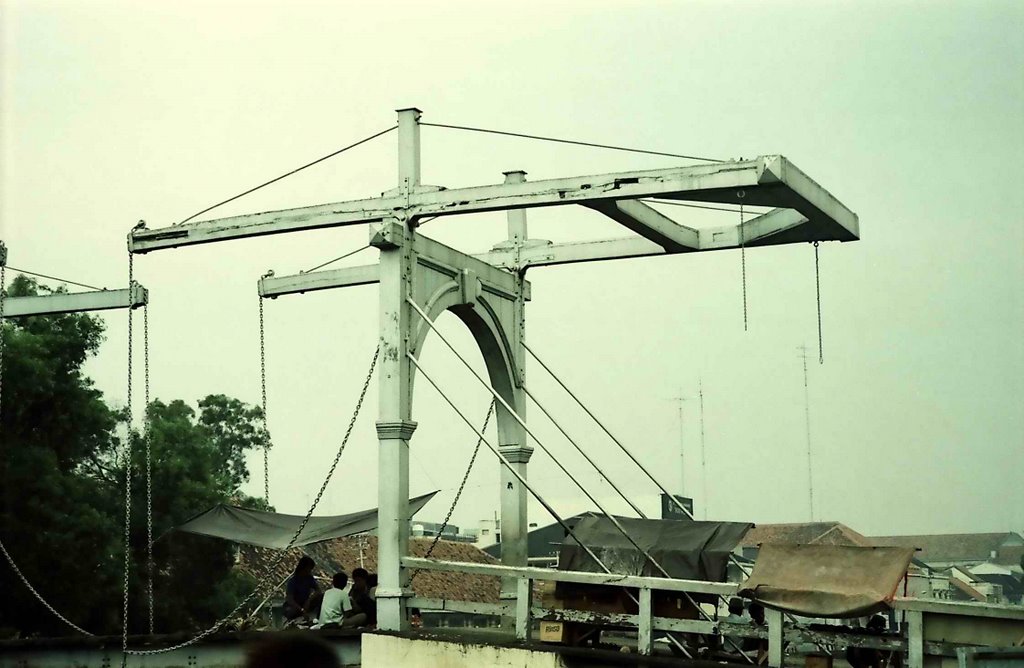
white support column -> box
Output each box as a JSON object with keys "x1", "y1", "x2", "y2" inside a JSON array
[
  {"x1": 374, "y1": 214, "x2": 416, "y2": 632},
  {"x1": 907, "y1": 610, "x2": 924, "y2": 668},
  {"x1": 767, "y1": 607, "x2": 784, "y2": 667},
  {"x1": 637, "y1": 587, "x2": 654, "y2": 655},
  {"x1": 396, "y1": 107, "x2": 422, "y2": 196},
  {"x1": 498, "y1": 170, "x2": 533, "y2": 609}
]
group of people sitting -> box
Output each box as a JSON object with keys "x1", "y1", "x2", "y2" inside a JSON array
[{"x1": 281, "y1": 556, "x2": 377, "y2": 629}]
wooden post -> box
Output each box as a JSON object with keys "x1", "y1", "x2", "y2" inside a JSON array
[
  {"x1": 907, "y1": 610, "x2": 924, "y2": 668},
  {"x1": 767, "y1": 608, "x2": 784, "y2": 667},
  {"x1": 515, "y1": 577, "x2": 532, "y2": 641},
  {"x1": 638, "y1": 587, "x2": 654, "y2": 655}
]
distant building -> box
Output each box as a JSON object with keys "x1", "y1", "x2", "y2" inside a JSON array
[
  {"x1": 870, "y1": 532, "x2": 1024, "y2": 572},
  {"x1": 483, "y1": 515, "x2": 589, "y2": 567},
  {"x1": 410, "y1": 520, "x2": 476, "y2": 543},
  {"x1": 738, "y1": 521, "x2": 871, "y2": 561}
]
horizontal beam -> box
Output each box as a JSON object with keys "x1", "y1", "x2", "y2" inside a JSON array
[
  {"x1": 259, "y1": 265, "x2": 379, "y2": 298},
  {"x1": 130, "y1": 155, "x2": 858, "y2": 253},
  {"x1": 401, "y1": 557, "x2": 738, "y2": 596},
  {"x1": 407, "y1": 597, "x2": 511, "y2": 617},
  {"x1": 2, "y1": 286, "x2": 148, "y2": 318},
  {"x1": 482, "y1": 208, "x2": 812, "y2": 270},
  {"x1": 893, "y1": 597, "x2": 1024, "y2": 621}
]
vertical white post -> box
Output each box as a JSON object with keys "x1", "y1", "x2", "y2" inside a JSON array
[
  {"x1": 767, "y1": 607, "x2": 784, "y2": 667},
  {"x1": 638, "y1": 587, "x2": 654, "y2": 655},
  {"x1": 373, "y1": 108, "x2": 422, "y2": 632},
  {"x1": 396, "y1": 107, "x2": 422, "y2": 195},
  {"x1": 515, "y1": 576, "x2": 532, "y2": 641},
  {"x1": 907, "y1": 610, "x2": 924, "y2": 668},
  {"x1": 499, "y1": 169, "x2": 533, "y2": 613}
]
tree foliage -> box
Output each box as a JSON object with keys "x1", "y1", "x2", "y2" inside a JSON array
[{"x1": 1, "y1": 276, "x2": 268, "y2": 638}]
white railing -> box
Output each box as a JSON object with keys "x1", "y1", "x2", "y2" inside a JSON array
[{"x1": 404, "y1": 558, "x2": 1024, "y2": 667}]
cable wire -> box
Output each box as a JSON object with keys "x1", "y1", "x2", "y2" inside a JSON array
[
  {"x1": 422, "y1": 122, "x2": 724, "y2": 163},
  {"x1": 4, "y1": 265, "x2": 104, "y2": 292},
  {"x1": 177, "y1": 125, "x2": 397, "y2": 225},
  {"x1": 302, "y1": 244, "x2": 372, "y2": 274}
]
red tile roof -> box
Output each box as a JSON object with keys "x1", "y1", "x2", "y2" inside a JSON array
[{"x1": 741, "y1": 522, "x2": 871, "y2": 548}]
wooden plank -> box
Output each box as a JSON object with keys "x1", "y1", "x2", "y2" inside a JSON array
[
  {"x1": 3, "y1": 286, "x2": 148, "y2": 317},
  {"x1": 407, "y1": 597, "x2": 511, "y2": 617},
  {"x1": 401, "y1": 557, "x2": 738, "y2": 596}
]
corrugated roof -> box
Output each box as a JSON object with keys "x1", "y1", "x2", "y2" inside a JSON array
[
  {"x1": 741, "y1": 522, "x2": 871, "y2": 548},
  {"x1": 237, "y1": 536, "x2": 501, "y2": 603},
  {"x1": 870, "y1": 532, "x2": 1023, "y2": 564}
]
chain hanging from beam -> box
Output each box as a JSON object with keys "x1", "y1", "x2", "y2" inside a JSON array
[
  {"x1": 258, "y1": 287, "x2": 271, "y2": 504},
  {"x1": 412, "y1": 400, "x2": 495, "y2": 583},
  {"x1": 121, "y1": 249, "x2": 136, "y2": 662},
  {"x1": 739, "y1": 190, "x2": 748, "y2": 331},
  {"x1": 144, "y1": 302, "x2": 154, "y2": 635}
]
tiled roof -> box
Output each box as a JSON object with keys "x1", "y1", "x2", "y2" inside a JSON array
[
  {"x1": 741, "y1": 522, "x2": 871, "y2": 548},
  {"x1": 870, "y1": 533, "x2": 1023, "y2": 565},
  {"x1": 237, "y1": 536, "x2": 501, "y2": 603}
]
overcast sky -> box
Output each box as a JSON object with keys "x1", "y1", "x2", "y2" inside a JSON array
[{"x1": 2, "y1": 0, "x2": 1021, "y2": 541}]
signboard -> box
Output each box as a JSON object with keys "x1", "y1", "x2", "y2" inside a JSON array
[{"x1": 661, "y1": 493, "x2": 694, "y2": 521}]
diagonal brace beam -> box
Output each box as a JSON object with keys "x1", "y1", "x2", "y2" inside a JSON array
[{"x1": 584, "y1": 200, "x2": 698, "y2": 252}]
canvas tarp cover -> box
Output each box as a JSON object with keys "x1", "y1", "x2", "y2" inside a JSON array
[
  {"x1": 558, "y1": 515, "x2": 753, "y2": 582},
  {"x1": 738, "y1": 544, "x2": 915, "y2": 618},
  {"x1": 173, "y1": 491, "x2": 437, "y2": 549}
]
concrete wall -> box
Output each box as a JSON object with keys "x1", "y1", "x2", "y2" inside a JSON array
[{"x1": 363, "y1": 634, "x2": 567, "y2": 668}]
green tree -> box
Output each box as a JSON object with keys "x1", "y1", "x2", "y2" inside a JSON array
[
  {"x1": 0, "y1": 276, "x2": 123, "y2": 637},
  {"x1": 1, "y1": 275, "x2": 271, "y2": 637}
]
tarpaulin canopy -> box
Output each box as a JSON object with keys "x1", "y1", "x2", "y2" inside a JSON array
[
  {"x1": 559, "y1": 515, "x2": 753, "y2": 582},
  {"x1": 738, "y1": 544, "x2": 915, "y2": 618},
  {"x1": 172, "y1": 491, "x2": 438, "y2": 549}
]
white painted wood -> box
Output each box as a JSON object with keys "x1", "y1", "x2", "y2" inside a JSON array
[
  {"x1": 407, "y1": 597, "x2": 512, "y2": 617},
  {"x1": 2, "y1": 286, "x2": 148, "y2": 317},
  {"x1": 637, "y1": 587, "x2": 653, "y2": 655},
  {"x1": 259, "y1": 265, "x2": 379, "y2": 297},
  {"x1": 515, "y1": 577, "x2": 532, "y2": 641},
  {"x1": 767, "y1": 607, "x2": 784, "y2": 668},
  {"x1": 907, "y1": 610, "x2": 924, "y2": 668},
  {"x1": 130, "y1": 156, "x2": 858, "y2": 253},
  {"x1": 894, "y1": 597, "x2": 1024, "y2": 621},
  {"x1": 585, "y1": 199, "x2": 699, "y2": 251},
  {"x1": 400, "y1": 557, "x2": 739, "y2": 595}
]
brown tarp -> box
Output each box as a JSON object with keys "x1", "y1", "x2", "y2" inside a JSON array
[{"x1": 738, "y1": 544, "x2": 915, "y2": 618}]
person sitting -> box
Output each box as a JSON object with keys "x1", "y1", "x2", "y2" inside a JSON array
[
  {"x1": 315, "y1": 572, "x2": 352, "y2": 628},
  {"x1": 283, "y1": 556, "x2": 321, "y2": 622},
  {"x1": 341, "y1": 568, "x2": 376, "y2": 628}
]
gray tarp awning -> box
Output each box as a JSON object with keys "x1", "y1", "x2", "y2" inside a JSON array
[
  {"x1": 559, "y1": 515, "x2": 753, "y2": 582},
  {"x1": 738, "y1": 544, "x2": 915, "y2": 618},
  {"x1": 173, "y1": 491, "x2": 437, "y2": 549}
]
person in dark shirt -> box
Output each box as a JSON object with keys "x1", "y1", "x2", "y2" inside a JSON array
[
  {"x1": 341, "y1": 567, "x2": 376, "y2": 627},
  {"x1": 283, "y1": 555, "x2": 321, "y2": 621}
]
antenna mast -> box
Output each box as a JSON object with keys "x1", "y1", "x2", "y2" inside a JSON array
[{"x1": 798, "y1": 345, "x2": 815, "y2": 520}]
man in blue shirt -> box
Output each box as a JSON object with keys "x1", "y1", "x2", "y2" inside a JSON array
[{"x1": 283, "y1": 555, "x2": 321, "y2": 621}]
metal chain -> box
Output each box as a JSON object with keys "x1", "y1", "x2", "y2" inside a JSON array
[
  {"x1": 738, "y1": 191, "x2": 748, "y2": 331},
  {"x1": 121, "y1": 250, "x2": 135, "y2": 660},
  {"x1": 258, "y1": 294, "x2": 269, "y2": 503},
  {"x1": 144, "y1": 304, "x2": 154, "y2": 635},
  {"x1": 413, "y1": 400, "x2": 495, "y2": 582},
  {"x1": 125, "y1": 343, "x2": 380, "y2": 656},
  {"x1": 814, "y1": 241, "x2": 823, "y2": 365}
]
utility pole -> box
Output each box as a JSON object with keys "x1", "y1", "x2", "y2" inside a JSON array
[
  {"x1": 698, "y1": 378, "x2": 708, "y2": 519},
  {"x1": 797, "y1": 345, "x2": 815, "y2": 521}
]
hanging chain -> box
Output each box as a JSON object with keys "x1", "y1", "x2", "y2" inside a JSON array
[
  {"x1": 144, "y1": 303, "x2": 154, "y2": 635},
  {"x1": 126, "y1": 343, "x2": 380, "y2": 656},
  {"x1": 814, "y1": 241, "x2": 823, "y2": 365},
  {"x1": 258, "y1": 294, "x2": 270, "y2": 504},
  {"x1": 121, "y1": 250, "x2": 135, "y2": 658},
  {"x1": 738, "y1": 191, "x2": 748, "y2": 331},
  {"x1": 413, "y1": 400, "x2": 495, "y2": 582}
]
